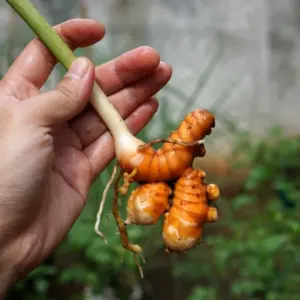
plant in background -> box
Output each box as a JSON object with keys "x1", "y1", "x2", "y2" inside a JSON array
[
  {"x1": 175, "y1": 126, "x2": 300, "y2": 300},
  {"x1": 188, "y1": 286, "x2": 216, "y2": 300},
  {"x1": 7, "y1": 264, "x2": 57, "y2": 300}
]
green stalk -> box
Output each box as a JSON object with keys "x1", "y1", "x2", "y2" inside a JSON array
[
  {"x1": 6, "y1": 0, "x2": 76, "y2": 69},
  {"x1": 6, "y1": 0, "x2": 131, "y2": 138}
]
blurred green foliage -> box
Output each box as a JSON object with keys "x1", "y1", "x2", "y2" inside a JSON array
[
  {"x1": 184, "y1": 128, "x2": 300, "y2": 300},
  {"x1": 9, "y1": 264, "x2": 57, "y2": 300}
]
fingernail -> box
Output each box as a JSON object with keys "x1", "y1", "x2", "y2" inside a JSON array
[{"x1": 67, "y1": 57, "x2": 89, "y2": 79}]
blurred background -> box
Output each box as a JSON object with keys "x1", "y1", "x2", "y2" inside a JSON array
[{"x1": 1, "y1": 0, "x2": 300, "y2": 299}]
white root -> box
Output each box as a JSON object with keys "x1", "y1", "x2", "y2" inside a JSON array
[
  {"x1": 94, "y1": 163, "x2": 119, "y2": 243},
  {"x1": 134, "y1": 253, "x2": 145, "y2": 279}
]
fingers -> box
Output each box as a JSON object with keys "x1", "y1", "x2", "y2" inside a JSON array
[
  {"x1": 83, "y1": 98, "x2": 159, "y2": 179},
  {"x1": 24, "y1": 57, "x2": 95, "y2": 126},
  {"x1": 2, "y1": 19, "x2": 104, "y2": 96},
  {"x1": 70, "y1": 61, "x2": 172, "y2": 147},
  {"x1": 95, "y1": 46, "x2": 160, "y2": 95}
]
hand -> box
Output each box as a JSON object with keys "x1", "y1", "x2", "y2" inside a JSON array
[{"x1": 0, "y1": 18, "x2": 171, "y2": 293}]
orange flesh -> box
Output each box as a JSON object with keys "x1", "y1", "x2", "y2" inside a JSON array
[
  {"x1": 119, "y1": 109, "x2": 215, "y2": 183},
  {"x1": 125, "y1": 182, "x2": 172, "y2": 225},
  {"x1": 162, "y1": 168, "x2": 219, "y2": 252}
]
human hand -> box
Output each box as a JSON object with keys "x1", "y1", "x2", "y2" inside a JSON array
[{"x1": 0, "y1": 18, "x2": 171, "y2": 293}]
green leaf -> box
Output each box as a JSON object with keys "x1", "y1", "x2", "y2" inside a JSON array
[
  {"x1": 27, "y1": 265, "x2": 56, "y2": 279},
  {"x1": 214, "y1": 248, "x2": 231, "y2": 272},
  {"x1": 34, "y1": 279, "x2": 49, "y2": 295},
  {"x1": 286, "y1": 220, "x2": 300, "y2": 233},
  {"x1": 233, "y1": 195, "x2": 255, "y2": 209},
  {"x1": 188, "y1": 286, "x2": 216, "y2": 300},
  {"x1": 232, "y1": 279, "x2": 264, "y2": 296},
  {"x1": 261, "y1": 234, "x2": 289, "y2": 253},
  {"x1": 68, "y1": 221, "x2": 94, "y2": 249},
  {"x1": 246, "y1": 165, "x2": 272, "y2": 190},
  {"x1": 268, "y1": 126, "x2": 283, "y2": 138},
  {"x1": 85, "y1": 239, "x2": 114, "y2": 264},
  {"x1": 59, "y1": 264, "x2": 98, "y2": 286}
]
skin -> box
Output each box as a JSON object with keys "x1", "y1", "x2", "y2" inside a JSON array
[{"x1": 0, "y1": 18, "x2": 172, "y2": 296}]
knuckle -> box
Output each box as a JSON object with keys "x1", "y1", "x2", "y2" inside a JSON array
[
  {"x1": 31, "y1": 38, "x2": 57, "y2": 67},
  {"x1": 57, "y1": 79, "x2": 81, "y2": 103}
]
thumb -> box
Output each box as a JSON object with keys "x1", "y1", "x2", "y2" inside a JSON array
[{"x1": 25, "y1": 57, "x2": 95, "y2": 126}]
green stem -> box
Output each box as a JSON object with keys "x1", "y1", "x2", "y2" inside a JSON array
[
  {"x1": 6, "y1": 0, "x2": 76, "y2": 69},
  {"x1": 6, "y1": 0, "x2": 132, "y2": 138}
]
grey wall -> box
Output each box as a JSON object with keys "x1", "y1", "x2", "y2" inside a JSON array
[{"x1": 2, "y1": 0, "x2": 300, "y2": 153}]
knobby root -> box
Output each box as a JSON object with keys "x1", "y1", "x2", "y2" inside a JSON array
[
  {"x1": 113, "y1": 168, "x2": 145, "y2": 278},
  {"x1": 94, "y1": 164, "x2": 145, "y2": 278},
  {"x1": 118, "y1": 168, "x2": 138, "y2": 195}
]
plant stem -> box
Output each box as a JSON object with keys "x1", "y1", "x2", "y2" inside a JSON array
[
  {"x1": 6, "y1": 8, "x2": 18, "y2": 67},
  {"x1": 7, "y1": 0, "x2": 76, "y2": 69},
  {"x1": 6, "y1": 0, "x2": 131, "y2": 138}
]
